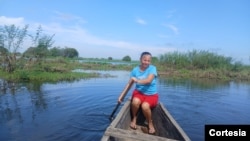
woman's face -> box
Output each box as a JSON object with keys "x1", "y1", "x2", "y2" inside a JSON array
[{"x1": 140, "y1": 54, "x2": 151, "y2": 69}]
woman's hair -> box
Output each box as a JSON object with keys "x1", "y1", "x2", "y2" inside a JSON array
[{"x1": 140, "y1": 51, "x2": 152, "y2": 59}]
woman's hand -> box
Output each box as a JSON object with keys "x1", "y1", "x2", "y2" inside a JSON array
[
  {"x1": 131, "y1": 77, "x2": 138, "y2": 83},
  {"x1": 118, "y1": 96, "x2": 123, "y2": 103}
]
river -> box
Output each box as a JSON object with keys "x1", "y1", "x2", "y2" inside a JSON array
[{"x1": 0, "y1": 70, "x2": 250, "y2": 141}]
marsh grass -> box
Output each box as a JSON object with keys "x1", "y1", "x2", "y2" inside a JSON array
[
  {"x1": 0, "y1": 70, "x2": 99, "y2": 82},
  {"x1": 0, "y1": 58, "x2": 100, "y2": 82},
  {"x1": 1, "y1": 52, "x2": 250, "y2": 82}
]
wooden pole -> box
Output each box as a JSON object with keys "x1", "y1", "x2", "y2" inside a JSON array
[{"x1": 109, "y1": 79, "x2": 134, "y2": 121}]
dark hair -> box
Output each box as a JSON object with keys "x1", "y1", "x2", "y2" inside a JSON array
[{"x1": 140, "y1": 51, "x2": 152, "y2": 59}]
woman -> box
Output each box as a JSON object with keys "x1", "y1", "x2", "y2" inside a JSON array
[{"x1": 119, "y1": 51, "x2": 158, "y2": 134}]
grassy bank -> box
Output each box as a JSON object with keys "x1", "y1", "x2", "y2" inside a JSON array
[
  {"x1": 77, "y1": 60, "x2": 250, "y2": 81},
  {"x1": 0, "y1": 54, "x2": 250, "y2": 82},
  {"x1": 157, "y1": 67, "x2": 250, "y2": 81},
  {"x1": 0, "y1": 58, "x2": 100, "y2": 82},
  {"x1": 0, "y1": 70, "x2": 99, "y2": 82},
  {"x1": 155, "y1": 50, "x2": 250, "y2": 81}
]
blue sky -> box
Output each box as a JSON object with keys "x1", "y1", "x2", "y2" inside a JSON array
[{"x1": 1, "y1": 0, "x2": 249, "y2": 64}]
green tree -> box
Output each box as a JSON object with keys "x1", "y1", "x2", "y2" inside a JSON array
[
  {"x1": 23, "y1": 47, "x2": 36, "y2": 57},
  {"x1": 63, "y1": 47, "x2": 78, "y2": 58},
  {"x1": 0, "y1": 24, "x2": 28, "y2": 72},
  {"x1": 30, "y1": 25, "x2": 55, "y2": 61},
  {"x1": 122, "y1": 55, "x2": 131, "y2": 62},
  {"x1": 0, "y1": 46, "x2": 8, "y2": 67},
  {"x1": 0, "y1": 46, "x2": 8, "y2": 55},
  {"x1": 49, "y1": 47, "x2": 63, "y2": 57}
]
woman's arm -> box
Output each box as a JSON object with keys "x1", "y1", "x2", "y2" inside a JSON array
[{"x1": 132, "y1": 74, "x2": 154, "y2": 84}]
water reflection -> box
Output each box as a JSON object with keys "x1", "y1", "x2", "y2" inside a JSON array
[
  {"x1": 158, "y1": 77, "x2": 250, "y2": 141},
  {"x1": 0, "y1": 71, "x2": 250, "y2": 141}
]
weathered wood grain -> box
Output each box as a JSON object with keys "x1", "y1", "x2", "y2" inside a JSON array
[{"x1": 102, "y1": 100, "x2": 191, "y2": 141}]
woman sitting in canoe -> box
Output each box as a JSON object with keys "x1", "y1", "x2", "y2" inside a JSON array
[{"x1": 118, "y1": 51, "x2": 159, "y2": 134}]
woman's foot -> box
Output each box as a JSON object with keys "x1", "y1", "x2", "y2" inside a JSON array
[
  {"x1": 130, "y1": 118, "x2": 137, "y2": 130},
  {"x1": 141, "y1": 126, "x2": 156, "y2": 135},
  {"x1": 148, "y1": 123, "x2": 156, "y2": 134},
  {"x1": 148, "y1": 127, "x2": 156, "y2": 134}
]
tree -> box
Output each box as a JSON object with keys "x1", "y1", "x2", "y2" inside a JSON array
[
  {"x1": 0, "y1": 46, "x2": 8, "y2": 68},
  {"x1": 49, "y1": 47, "x2": 63, "y2": 57},
  {"x1": 62, "y1": 47, "x2": 78, "y2": 58},
  {"x1": 0, "y1": 24, "x2": 28, "y2": 72},
  {"x1": 122, "y1": 55, "x2": 131, "y2": 62},
  {"x1": 0, "y1": 46, "x2": 8, "y2": 55},
  {"x1": 108, "y1": 57, "x2": 113, "y2": 60},
  {"x1": 23, "y1": 47, "x2": 36, "y2": 57},
  {"x1": 29, "y1": 25, "x2": 55, "y2": 61}
]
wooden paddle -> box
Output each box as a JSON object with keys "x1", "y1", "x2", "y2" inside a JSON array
[{"x1": 109, "y1": 79, "x2": 134, "y2": 121}]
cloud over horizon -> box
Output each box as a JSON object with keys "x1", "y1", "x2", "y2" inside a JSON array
[{"x1": 0, "y1": 16, "x2": 177, "y2": 60}]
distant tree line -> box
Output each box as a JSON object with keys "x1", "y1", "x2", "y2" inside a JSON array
[
  {"x1": 0, "y1": 24, "x2": 78, "y2": 73},
  {"x1": 23, "y1": 46, "x2": 78, "y2": 58},
  {"x1": 1, "y1": 24, "x2": 248, "y2": 76}
]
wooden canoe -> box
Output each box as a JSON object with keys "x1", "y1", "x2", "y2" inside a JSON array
[{"x1": 101, "y1": 100, "x2": 191, "y2": 141}]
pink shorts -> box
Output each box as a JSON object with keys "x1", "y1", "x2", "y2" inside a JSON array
[{"x1": 132, "y1": 89, "x2": 159, "y2": 108}]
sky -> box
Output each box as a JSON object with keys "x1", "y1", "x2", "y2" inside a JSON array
[{"x1": 0, "y1": 0, "x2": 249, "y2": 64}]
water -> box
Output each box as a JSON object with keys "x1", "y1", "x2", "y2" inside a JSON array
[{"x1": 0, "y1": 71, "x2": 250, "y2": 141}]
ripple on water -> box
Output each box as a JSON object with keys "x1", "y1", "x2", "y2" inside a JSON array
[{"x1": 1, "y1": 72, "x2": 250, "y2": 141}]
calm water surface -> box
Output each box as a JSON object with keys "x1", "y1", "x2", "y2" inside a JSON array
[{"x1": 0, "y1": 70, "x2": 250, "y2": 141}]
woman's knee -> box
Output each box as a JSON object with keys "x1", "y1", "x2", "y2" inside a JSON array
[
  {"x1": 132, "y1": 97, "x2": 141, "y2": 106},
  {"x1": 141, "y1": 102, "x2": 150, "y2": 110}
]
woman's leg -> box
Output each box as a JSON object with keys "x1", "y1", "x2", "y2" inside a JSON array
[
  {"x1": 130, "y1": 97, "x2": 141, "y2": 129},
  {"x1": 141, "y1": 102, "x2": 155, "y2": 134},
  {"x1": 141, "y1": 94, "x2": 158, "y2": 134}
]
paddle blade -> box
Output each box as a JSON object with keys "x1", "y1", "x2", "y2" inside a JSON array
[{"x1": 109, "y1": 102, "x2": 120, "y2": 121}]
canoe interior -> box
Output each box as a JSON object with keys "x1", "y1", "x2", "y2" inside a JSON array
[{"x1": 102, "y1": 100, "x2": 190, "y2": 141}]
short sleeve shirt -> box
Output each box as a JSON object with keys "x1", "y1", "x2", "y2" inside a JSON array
[{"x1": 130, "y1": 65, "x2": 157, "y2": 95}]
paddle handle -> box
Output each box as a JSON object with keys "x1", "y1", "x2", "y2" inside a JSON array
[
  {"x1": 109, "y1": 79, "x2": 134, "y2": 120},
  {"x1": 118, "y1": 79, "x2": 134, "y2": 102}
]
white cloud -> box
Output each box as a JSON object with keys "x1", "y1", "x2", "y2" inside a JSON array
[
  {"x1": 162, "y1": 23, "x2": 179, "y2": 35},
  {"x1": 0, "y1": 16, "x2": 25, "y2": 26},
  {"x1": 49, "y1": 25, "x2": 176, "y2": 59},
  {"x1": 1, "y1": 16, "x2": 176, "y2": 60},
  {"x1": 32, "y1": 19, "x2": 175, "y2": 59},
  {"x1": 136, "y1": 18, "x2": 147, "y2": 25}
]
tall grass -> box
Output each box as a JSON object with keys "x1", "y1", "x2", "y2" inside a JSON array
[
  {"x1": 158, "y1": 50, "x2": 243, "y2": 71},
  {"x1": 157, "y1": 50, "x2": 250, "y2": 81},
  {"x1": 1, "y1": 53, "x2": 249, "y2": 82}
]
